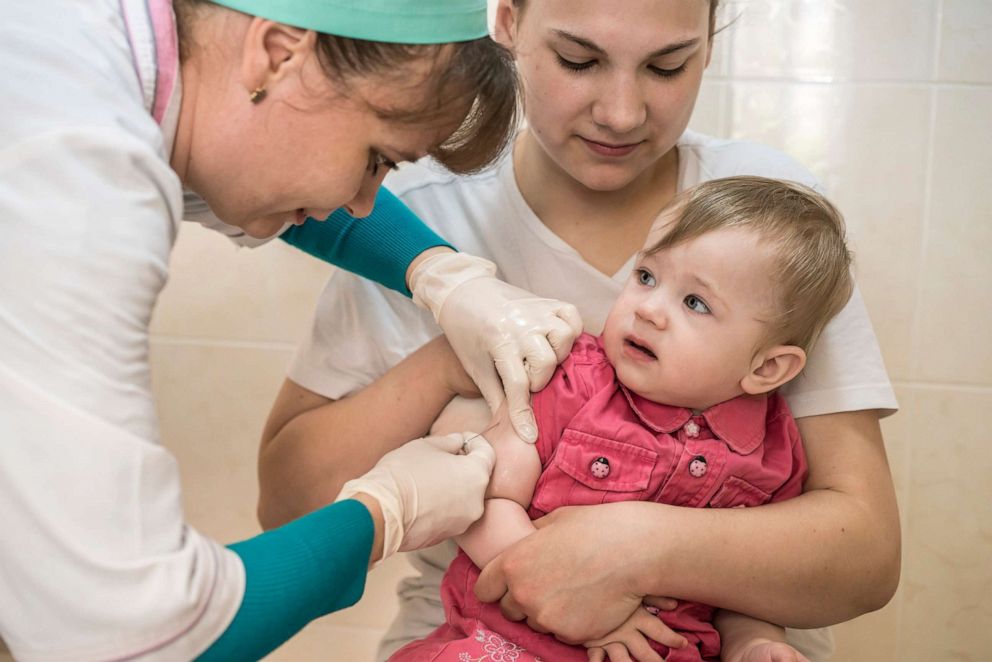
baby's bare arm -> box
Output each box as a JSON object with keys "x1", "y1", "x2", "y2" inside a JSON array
[
  {"x1": 456, "y1": 403, "x2": 542, "y2": 567},
  {"x1": 715, "y1": 611, "x2": 809, "y2": 662}
]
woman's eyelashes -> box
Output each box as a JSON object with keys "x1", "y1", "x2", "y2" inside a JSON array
[
  {"x1": 647, "y1": 63, "x2": 687, "y2": 79},
  {"x1": 554, "y1": 53, "x2": 687, "y2": 79},
  {"x1": 556, "y1": 54, "x2": 595, "y2": 72},
  {"x1": 368, "y1": 151, "x2": 399, "y2": 175}
]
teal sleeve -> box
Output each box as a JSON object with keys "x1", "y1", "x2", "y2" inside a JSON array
[
  {"x1": 197, "y1": 499, "x2": 374, "y2": 662},
  {"x1": 280, "y1": 186, "x2": 454, "y2": 297}
]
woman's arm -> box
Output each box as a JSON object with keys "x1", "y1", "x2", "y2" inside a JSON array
[
  {"x1": 205, "y1": 431, "x2": 496, "y2": 662},
  {"x1": 258, "y1": 334, "x2": 477, "y2": 528},
  {"x1": 475, "y1": 410, "x2": 900, "y2": 640},
  {"x1": 280, "y1": 187, "x2": 453, "y2": 296}
]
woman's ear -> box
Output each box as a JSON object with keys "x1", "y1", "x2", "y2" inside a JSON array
[
  {"x1": 492, "y1": 0, "x2": 520, "y2": 51},
  {"x1": 241, "y1": 18, "x2": 315, "y2": 92},
  {"x1": 741, "y1": 345, "x2": 807, "y2": 395}
]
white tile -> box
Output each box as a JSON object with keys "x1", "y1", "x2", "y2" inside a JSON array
[
  {"x1": 151, "y1": 222, "x2": 334, "y2": 344},
  {"x1": 725, "y1": 0, "x2": 938, "y2": 82},
  {"x1": 937, "y1": 0, "x2": 992, "y2": 83},
  {"x1": 915, "y1": 87, "x2": 992, "y2": 385},
  {"x1": 729, "y1": 82, "x2": 930, "y2": 380},
  {"x1": 898, "y1": 388, "x2": 992, "y2": 660}
]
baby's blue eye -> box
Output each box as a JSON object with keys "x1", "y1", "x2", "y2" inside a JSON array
[
  {"x1": 636, "y1": 269, "x2": 656, "y2": 287},
  {"x1": 684, "y1": 294, "x2": 710, "y2": 314}
]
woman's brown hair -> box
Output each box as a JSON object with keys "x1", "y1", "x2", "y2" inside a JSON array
[
  {"x1": 511, "y1": 0, "x2": 723, "y2": 36},
  {"x1": 175, "y1": 0, "x2": 518, "y2": 174}
]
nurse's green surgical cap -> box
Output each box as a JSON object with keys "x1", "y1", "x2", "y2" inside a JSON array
[{"x1": 210, "y1": 0, "x2": 488, "y2": 44}]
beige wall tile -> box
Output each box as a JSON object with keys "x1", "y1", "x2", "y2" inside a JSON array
[
  {"x1": 729, "y1": 82, "x2": 929, "y2": 379},
  {"x1": 152, "y1": 222, "x2": 334, "y2": 345},
  {"x1": 151, "y1": 341, "x2": 293, "y2": 542},
  {"x1": 724, "y1": 0, "x2": 937, "y2": 81},
  {"x1": 832, "y1": 592, "x2": 901, "y2": 662},
  {"x1": 265, "y1": 622, "x2": 383, "y2": 661},
  {"x1": 325, "y1": 553, "x2": 416, "y2": 631},
  {"x1": 899, "y1": 388, "x2": 992, "y2": 660},
  {"x1": 915, "y1": 87, "x2": 992, "y2": 385},
  {"x1": 883, "y1": 387, "x2": 915, "y2": 533},
  {"x1": 938, "y1": 0, "x2": 992, "y2": 83}
]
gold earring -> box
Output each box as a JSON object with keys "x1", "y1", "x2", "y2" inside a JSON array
[{"x1": 248, "y1": 87, "x2": 267, "y2": 104}]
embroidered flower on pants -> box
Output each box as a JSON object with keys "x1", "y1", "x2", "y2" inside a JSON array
[{"x1": 472, "y1": 629, "x2": 529, "y2": 661}]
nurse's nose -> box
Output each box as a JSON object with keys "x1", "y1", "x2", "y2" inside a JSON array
[
  {"x1": 591, "y1": 74, "x2": 647, "y2": 136},
  {"x1": 343, "y1": 165, "x2": 389, "y2": 218}
]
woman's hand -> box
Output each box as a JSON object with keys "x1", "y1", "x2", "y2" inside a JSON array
[
  {"x1": 473, "y1": 503, "x2": 654, "y2": 643},
  {"x1": 337, "y1": 432, "x2": 495, "y2": 562},
  {"x1": 409, "y1": 252, "x2": 582, "y2": 442}
]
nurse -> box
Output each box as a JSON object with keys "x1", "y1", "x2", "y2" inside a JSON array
[{"x1": 0, "y1": 0, "x2": 580, "y2": 659}]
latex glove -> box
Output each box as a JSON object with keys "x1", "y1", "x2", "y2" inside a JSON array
[
  {"x1": 336, "y1": 432, "x2": 495, "y2": 563},
  {"x1": 410, "y1": 252, "x2": 583, "y2": 442}
]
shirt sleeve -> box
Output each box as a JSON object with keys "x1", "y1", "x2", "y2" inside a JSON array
[
  {"x1": 199, "y1": 499, "x2": 373, "y2": 661},
  {"x1": 280, "y1": 187, "x2": 454, "y2": 296},
  {"x1": 780, "y1": 285, "x2": 899, "y2": 418},
  {"x1": 531, "y1": 335, "x2": 608, "y2": 463}
]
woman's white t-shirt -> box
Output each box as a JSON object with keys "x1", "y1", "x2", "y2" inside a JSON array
[{"x1": 288, "y1": 131, "x2": 898, "y2": 661}]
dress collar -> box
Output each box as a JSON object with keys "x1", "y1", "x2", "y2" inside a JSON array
[{"x1": 619, "y1": 385, "x2": 769, "y2": 455}]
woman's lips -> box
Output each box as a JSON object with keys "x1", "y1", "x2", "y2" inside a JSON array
[{"x1": 580, "y1": 137, "x2": 643, "y2": 158}]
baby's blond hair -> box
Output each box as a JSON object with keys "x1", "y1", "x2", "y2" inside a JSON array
[{"x1": 647, "y1": 176, "x2": 853, "y2": 352}]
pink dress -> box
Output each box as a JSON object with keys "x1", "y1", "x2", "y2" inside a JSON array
[{"x1": 392, "y1": 334, "x2": 808, "y2": 662}]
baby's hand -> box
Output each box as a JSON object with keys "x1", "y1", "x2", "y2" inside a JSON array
[
  {"x1": 732, "y1": 639, "x2": 811, "y2": 662},
  {"x1": 584, "y1": 605, "x2": 687, "y2": 662}
]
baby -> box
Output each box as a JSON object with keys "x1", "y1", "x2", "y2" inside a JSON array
[{"x1": 393, "y1": 176, "x2": 853, "y2": 662}]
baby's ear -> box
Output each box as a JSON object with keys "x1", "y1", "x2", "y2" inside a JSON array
[{"x1": 741, "y1": 345, "x2": 807, "y2": 395}]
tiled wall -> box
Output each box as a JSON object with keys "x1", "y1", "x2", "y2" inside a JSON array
[{"x1": 143, "y1": 1, "x2": 992, "y2": 660}]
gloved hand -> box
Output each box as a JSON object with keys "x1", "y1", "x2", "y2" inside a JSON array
[
  {"x1": 336, "y1": 432, "x2": 496, "y2": 563},
  {"x1": 410, "y1": 252, "x2": 583, "y2": 443}
]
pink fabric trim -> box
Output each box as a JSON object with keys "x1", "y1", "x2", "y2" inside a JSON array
[{"x1": 148, "y1": 0, "x2": 179, "y2": 124}]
